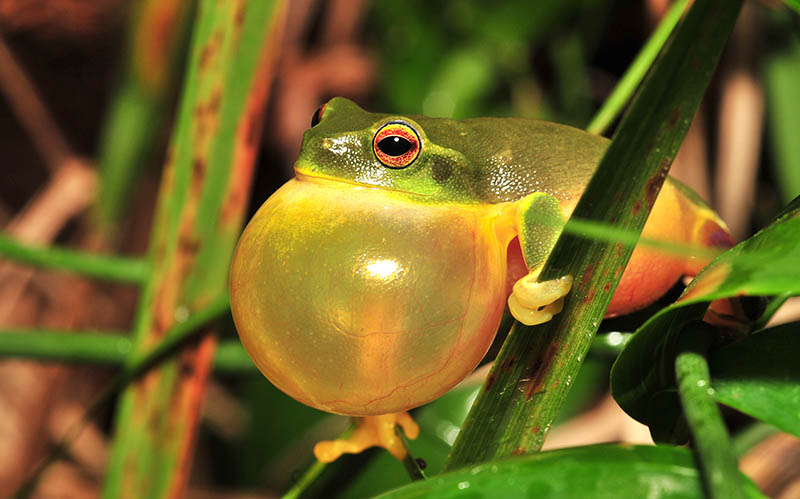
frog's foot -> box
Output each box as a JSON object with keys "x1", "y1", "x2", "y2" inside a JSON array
[
  {"x1": 508, "y1": 267, "x2": 574, "y2": 326},
  {"x1": 313, "y1": 412, "x2": 420, "y2": 463}
]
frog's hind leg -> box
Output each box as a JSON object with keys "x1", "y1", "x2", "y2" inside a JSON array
[
  {"x1": 313, "y1": 412, "x2": 420, "y2": 463},
  {"x1": 507, "y1": 192, "x2": 573, "y2": 326}
]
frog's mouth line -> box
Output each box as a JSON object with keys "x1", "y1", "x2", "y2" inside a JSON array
[{"x1": 294, "y1": 167, "x2": 437, "y2": 199}]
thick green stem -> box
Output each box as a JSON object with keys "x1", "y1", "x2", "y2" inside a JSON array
[
  {"x1": 282, "y1": 460, "x2": 327, "y2": 499},
  {"x1": 120, "y1": 293, "x2": 230, "y2": 368},
  {"x1": 675, "y1": 327, "x2": 744, "y2": 499},
  {"x1": 0, "y1": 233, "x2": 149, "y2": 283},
  {"x1": 0, "y1": 330, "x2": 254, "y2": 372},
  {"x1": 586, "y1": 0, "x2": 689, "y2": 135},
  {"x1": 0, "y1": 330, "x2": 130, "y2": 363}
]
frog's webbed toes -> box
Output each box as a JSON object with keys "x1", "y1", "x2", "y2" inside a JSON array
[
  {"x1": 313, "y1": 412, "x2": 420, "y2": 463},
  {"x1": 509, "y1": 268, "x2": 573, "y2": 326}
]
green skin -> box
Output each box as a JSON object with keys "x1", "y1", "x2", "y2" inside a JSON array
[
  {"x1": 230, "y1": 97, "x2": 727, "y2": 418},
  {"x1": 296, "y1": 97, "x2": 613, "y2": 269},
  {"x1": 299, "y1": 97, "x2": 605, "y2": 206}
]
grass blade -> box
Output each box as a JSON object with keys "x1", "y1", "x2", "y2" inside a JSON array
[
  {"x1": 102, "y1": 1, "x2": 286, "y2": 496},
  {"x1": 586, "y1": 0, "x2": 689, "y2": 135},
  {"x1": 93, "y1": 0, "x2": 194, "y2": 232},
  {"x1": 675, "y1": 325, "x2": 744, "y2": 499},
  {"x1": 0, "y1": 233, "x2": 149, "y2": 283},
  {"x1": 764, "y1": 27, "x2": 800, "y2": 203}
]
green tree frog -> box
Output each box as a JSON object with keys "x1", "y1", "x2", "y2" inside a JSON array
[{"x1": 229, "y1": 97, "x2": 732, "y2": 462}]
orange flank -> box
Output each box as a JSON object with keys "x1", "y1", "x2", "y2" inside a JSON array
[
  {"x1": 504, "y1": 179, "x2": 733, "y2": 317},
  {"x1": 608, "y1": 180, "x2": 732, "y2": 316}
]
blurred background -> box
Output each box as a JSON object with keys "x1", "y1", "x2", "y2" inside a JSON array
[{"x1": 0, "y1": 0, "x2": 798, "y2": 497}]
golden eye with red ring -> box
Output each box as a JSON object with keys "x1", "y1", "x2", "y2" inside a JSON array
[{"x1": 373, "y1": 122, "x2": 421, "y2": 169}]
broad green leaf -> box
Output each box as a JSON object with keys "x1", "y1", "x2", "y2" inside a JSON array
[
  {"x1": 379, "y1": 445, "x2": 764, "y2": 498},
  {"x1": 677, "y1": 209, "x2": 800, "y2": 304},
  {"x1": 611, "y1": 203, "x2": 800, "y2": 436},
  {"x1": 709, "y1": 322, "x2": 800, "y2": 439}
]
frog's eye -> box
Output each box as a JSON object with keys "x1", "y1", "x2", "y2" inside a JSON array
[
  {"x1": 311, "y1": 103, "x2": 327, "y2": 127},
  {"x1": 373, "y1": 122, "x2": 421, "y2": 169}
]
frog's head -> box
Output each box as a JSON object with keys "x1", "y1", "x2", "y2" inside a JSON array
[{"x1": 294, "y1": 97, "x2": 476, "y2": 203}]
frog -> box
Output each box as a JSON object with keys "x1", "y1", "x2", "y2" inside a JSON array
[{"x1": 229, "y1": 97, "x2": 732, "y2": 463}]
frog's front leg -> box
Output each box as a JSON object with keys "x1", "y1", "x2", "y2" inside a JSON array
[
  {"x1": 313, "y1": 412, "x2": 420, "y2": 463},
  {"x1": 509, "y1": 267, "x2": 574, "y2": 325},
  {"x1": 507, "y1": 193, "x2": 573, "y2": 326}
]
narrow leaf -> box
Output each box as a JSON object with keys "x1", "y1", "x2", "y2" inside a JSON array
[
  {"x1": 103, "y1": 1, "x2": 286, "y2": 496},
  {"x1": 0, "y1": 233, "x2": 149, "y2": 283},
  {"x1": 764, "y1": 28, "x2": 800, "y2": 203}
]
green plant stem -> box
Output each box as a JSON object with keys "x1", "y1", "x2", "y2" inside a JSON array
[
  {"x1": 279, "y1": 423, "x2": 428, "y2": 498},
  {"x1": 213, "y1": 339, "x2": 258, "y2": 372},
  {"x1": 0, "y1": 233, "x2": 149, "y2": 283},
  {"x1": 753, "y1": 292, "x2": 792, "y2": 331},
  {"x1": 675, "y1": 327, "x2": 744, "y2": 499},
  {"x1": 282, "y1": 460, "x2": 327, "y2": 499},
  {"x1": 0, "y1": 330, "x2": 130, "y2": 363},
  {"x1": 586, "y1": 0, "x2": 689, "y2": 135},
  {"x1": 399, "y1": 428, "x2": 428, "y2": 481},
  {"x1": 401, "y1": 453, "x2": 427, "y2": 482},
  {"x1": 0, "y1": 329, "x2": 255, "y2": 372},
  {"x1": 281, "y1": 425, "x2": 355, "y2": 499}
]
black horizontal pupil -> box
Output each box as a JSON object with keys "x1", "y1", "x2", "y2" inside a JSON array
[{"x1": 378, "y1": 136, "x2": 413, "y2": 157}]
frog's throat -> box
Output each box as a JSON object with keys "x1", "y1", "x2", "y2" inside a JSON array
[
  {"x1": 294, "y1": 167, "x2": 520, "y2": 247},
  {"x1": 293, "y1": 168, "x2": 438, "y2": 200}
]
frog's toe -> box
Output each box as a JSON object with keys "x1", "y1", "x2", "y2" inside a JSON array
[
  {"x1": 509, "y1": 269, "x2": 573, "y2": 326},
  {"x1": 314, "y1": 438, "x2": 363, "y2": 463},
  {"x1": 313, "y1": 412, "x2": 419, "y2": 463}
]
